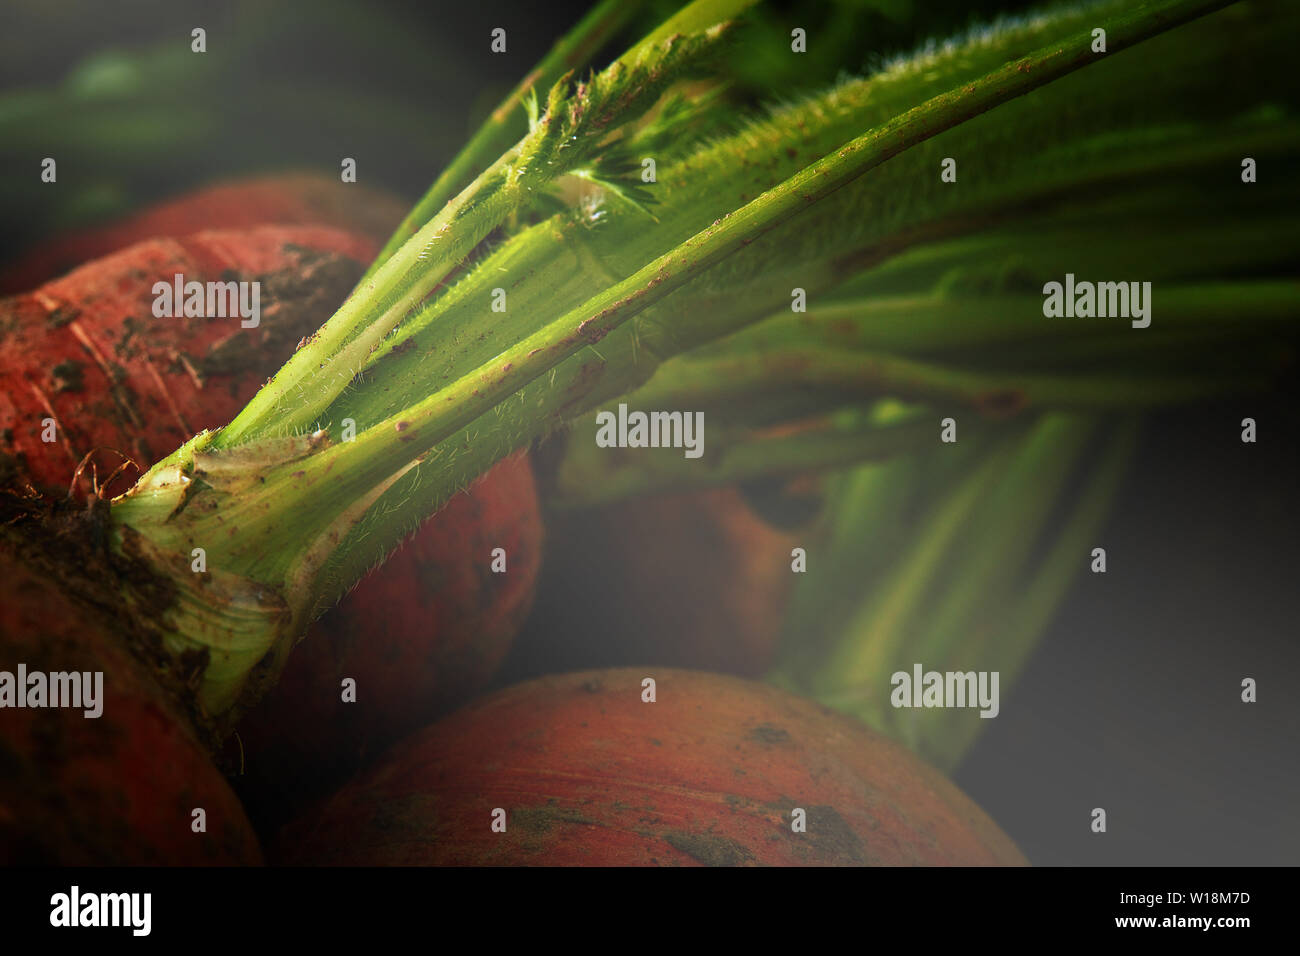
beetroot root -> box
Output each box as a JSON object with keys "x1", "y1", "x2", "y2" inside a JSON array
[
  {"x1": 2, "y1": 218, "x2": 546, "y2": 840},
  {"x1": 0, "y1": 224, "x2": 381, "y2": 498},
  {"x1": 276, "y1": 668, "x2": 1026, "y2": 866},
  {"x1": 0, "y1": 538, "x2": 261, "y2": 865}
]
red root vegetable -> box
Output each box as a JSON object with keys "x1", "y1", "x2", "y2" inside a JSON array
[
  {"x1": 1, "y1": 208, "x2": 546, "y2": 839},
  {"x1": 232, "y1": 450, "x2": 543, "y2": 819},
  {"x1": 0, "y1": 526, "x2": 262, "y2": 864},
  {"x1": 0, "y1": 221, "x2": 383, "y2": 863},
  {"x1": 276, "y1": 668, "x2": 1026, "y2": 866},
  {"x1": 0, "y1": 224, "x2": 382, "y2": 498},
  {"x1": 0, "y1": 172, "x2": 408, "y2": 295}
]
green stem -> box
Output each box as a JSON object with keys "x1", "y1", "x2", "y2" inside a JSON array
[
  {"x1": 713, "y1": 280, "x2": 1300, "y2": 361},
  {"x1": 215, "y1": 12, "x2": 738, "y2": 446},
  {"x1": 899, "y1": 418, "x2": 1137, "y2": 769},
  {"x1": 106, "y1": 0, "x2": 1248, "y2": 719},
  {"x1": 296, "y1": 0, "x2": 1266, "y2": 621},
  {"x1": 546, "y1": 410, "x2": 982, "y2": 507},
  {"x1": 814, "y1": 429, "x2": 1035, "y2": 707},
  {"x1": 540, "y1": 298, "x2": 1279, "y2": 506},
  {"x1": 278, "y1": 0, "x2": 1243, "y2": 525},
  {"x1": 333, "y1": 0, "x2": 1280, "y2": 432},
  {"x1": 772, "y1": 414, "x2": 1139, "y2": 771},
  {"x1": 927, "y1": 418, "x2": 1140, "y2": 768},
  {"x1": 357, "y1": 0, "x2": 651, "y2": 284},
  {"x1": 626, "y1": 345, "x2": 1271, "y2": 416},
  {"x1": 769, "y1": 424, "x2": 995, "y2": 694}
]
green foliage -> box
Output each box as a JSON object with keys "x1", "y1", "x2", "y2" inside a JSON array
[{"x1": 108, "y1": 0, "x2": 1298, "y2": 720}]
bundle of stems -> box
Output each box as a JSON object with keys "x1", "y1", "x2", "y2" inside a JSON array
[
  {"x1": 750, "y1": 200, "x2": 1295, "y2": 770},
  {"x1": 766, "y1": 409, "x2": 1139, "y2": 772},
  {"x1": 551, "y1": 177, "x2": 1295, "y2": 768},
  {"x1": 66, "y1": 0, "x2": 1295, "y2": 730},
  {"x1": 531, "y1": 1, "x2": 1296, "y2": 770}
]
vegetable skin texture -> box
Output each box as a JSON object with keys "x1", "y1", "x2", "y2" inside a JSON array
[
  {"x1": 0, "y1": 542, "x2": 262, "y2": 865},
  {"x1": 277, "y1": 668, "x2": 1026, "y2": 866},
  {"x1": 2, "y1": 212, "x2": 543, "y2": 810},
  {"x1": 0, "y1": 224, "x2": 380, "y2": 498}
]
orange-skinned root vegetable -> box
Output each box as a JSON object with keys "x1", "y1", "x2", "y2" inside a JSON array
[
  {"x1": 0, "y1": 224, "x2": 381, "y2": 498},
  {"x1": 233, "y1": 451, "x2": 543, "y2": 820},
  {"x1": 0, "y1": 532, "x2": 261, "y2": 864},
  {"x1": 0, "y1": 222, "x2": 380, "y2": 864},
  {"x1": 276, "y1": 668, "x2": 1025, "y2": 866},
  {"x1": 0, "y1": 214, "x2": 543, "y2": 846},
  {"x1": 0, "y1": 173, "x2": 409, "y2": 295}
]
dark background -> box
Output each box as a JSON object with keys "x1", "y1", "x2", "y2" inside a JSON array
[
  {"x1": 3, "y1": 0, "x2": 1295, "y2": 866},
  {"x1": 954, "y1": 404, "x2": 1299, "y2": 865}
]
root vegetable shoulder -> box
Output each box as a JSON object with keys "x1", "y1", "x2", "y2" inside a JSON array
[
  {"x1": 0, "y1": 225, "x2": 379, "y2": 498},
  {"x1": 0, "y1": 173, "x2": 408, "y2": 295},
  {"x1": 276, "y1": 668, "x2": 1026, "y2": 866}
]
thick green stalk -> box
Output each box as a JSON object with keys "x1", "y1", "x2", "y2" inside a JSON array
[
  {"x1": 825, "y1": 420, "x2": 1085, "y2": 701},
  {"x1": 707, "y1": 279, "x2": 1300, "y2": 361},
  {"x1": 215, "y1": 14, "x2": 737, "y2": 446},
  {"x1": 623, "y1": 344, "x2": 1268, "y2": 414},
  {"x1": 770, "y1": 413, "x2": 997, "y2": 692},
  {"x1": 546, "y1": 410, "x2": 982, "y2": 507},
  {"x1": 323, "y1": 7, "x2": 1285, "y2": 458},
  {"x1": 834, "y1": 190, "x2": 1300, "y2": 301},
  {"x1": 917, "y1": 419, "x2": 1141, "y2": 768},
  {"x1": 545, "y1": 267, "x2": 1292, "y2": 506},
  {"x1": 335, "y1": 0, "x2": 1277, "y2": 431},
  {"x1": 357, "y1": 0, "x2": 653, "y2": 284},
  {"x1": 297, "y1": 0, "x2": 1270, "y2": 620},
  {"x1": 280, "y1": 0, "x2": 1245, "y2": 524}
]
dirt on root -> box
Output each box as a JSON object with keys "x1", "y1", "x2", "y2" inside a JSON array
[{"x1": 0, "y1": 490, "x2": 216, "y2": 748}]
